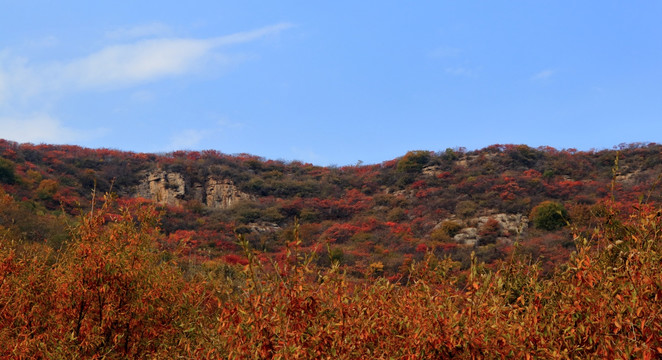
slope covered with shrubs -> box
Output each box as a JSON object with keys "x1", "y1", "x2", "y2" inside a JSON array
[
  {"x1": 1, "y1": 140, "x2": 661, "y2": 357},
  {"x1": 1, "y1": 139, "x2": 662, "y2": 278},
  {"x1": 0, "y1": 190, "x2": 660, "y2": 358}
]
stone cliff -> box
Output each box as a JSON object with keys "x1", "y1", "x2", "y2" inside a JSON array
[
  {"x1": 206, "y1": 178, "x2": 254, "y2": 209},
  {"x1": 135, "y1": 171, "x2": 186, "y2": 207},
  {"x1": 135, "y1": 170, "x2": 254, "y2": 209}
]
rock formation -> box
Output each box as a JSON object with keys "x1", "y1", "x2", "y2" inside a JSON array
[
  {"x1": 205, "y1": 178, "x2": 254, "y2": 209},
  {"x1": 135, "y1": 171, "x2": 186, "y2": 207},
  {"x1": 446, "y1": 213, "x2": 529, "y2": 246},
  {"x1": 136, "y1": 170, "x2": 254, "y2": 209}
]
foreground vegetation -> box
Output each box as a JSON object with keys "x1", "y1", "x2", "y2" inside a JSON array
[{"x1": 1, "y1": 189, "x2": 660, "y2": 359}]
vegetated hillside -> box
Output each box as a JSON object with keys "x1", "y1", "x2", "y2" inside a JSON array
[
  {"x1": 1, "y1": 139, "x2": 661, "y2": 277},
  {"x1": 1, "y1": 140, "x2": 661, "y2": 358}
]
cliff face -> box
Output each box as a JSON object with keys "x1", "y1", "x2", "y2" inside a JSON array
[
  {"x1": 136, "y1": 171, "x2": 186, "y2": 207},
  {"x1": 136, "y1": 171, "x2": 254, "y2": 209},
  {"x1": 206, "y1": 178, "x2": 254, "y2": 209}
]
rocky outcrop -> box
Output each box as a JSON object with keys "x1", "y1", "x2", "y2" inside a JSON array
[
  {"x1": 206, "y1": 178, "x2": 255, "y2": 209},
  {"x1": 476, "y1": 213, "x2": 528, "y2": 237},
  {"x1": 246, "y1": 222, "x2": 281, "y2": 233},
  {"x1": 135, "y1": 171, "x2": 186, "y2": 207},
  {"x1": 422, "y1": 165, "x2": 443, "y2": 177},
  {"x1": 449, "y1": 213, "x2": 529, "y2": 246},
  {"x1": 136, "y1": 170, "x2": 254, "y2": 209},
  {"x1": 615, "y1": 166, "x2": 642, "y2": 186},
  {"x1": 454, "y1": 227, "x2": 479, "y2": 246}
]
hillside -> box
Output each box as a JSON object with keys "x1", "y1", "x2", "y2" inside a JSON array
[
  {"x1": 1, "y1": 139, "x2": 661, "y2": 358},
  {"x1": 1, "y1": 139, "x2": 661, "y2": 276}
]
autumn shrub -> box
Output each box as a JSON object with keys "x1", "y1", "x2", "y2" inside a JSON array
[
  {"x1": 0, "y1": 195, "x2": 210, "y2": 359},
  {"x1": 455, "y1": 200, "x2": 478, "y2": 218},
  {"x1": 207, "y1": 201, "x2": 661, "y2": 359},
  {"x1": 36, "y1": 179, "x2": 59, "y2": 201},
  {"x1": 396, "y1": 150, "x2": 431, "y2": 173},
  {"x1": 478, "y1": 217, "x2": 500, "y2": 245},
  {"x1": 386, "y1": 207, "x2": 407, "y2": 222},
  {"x1": 531, "y1": 200, "x2": 568, "y2": 230},
  {"x1": 1, "y1": 189, "x2": 661, "y2": 358},
  {"x1": 430, "y1": 220, "x2": 463, "y2": 242},
  {"x1": 0, "y1": 157, "x2": 17, "y2": 184}
]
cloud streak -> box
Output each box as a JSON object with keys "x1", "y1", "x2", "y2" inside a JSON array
[
  {"x1": 0, "y1": 23, "x2": 293, "y2": 145},
  {"x1": 0, "y1": 22, "x2": 294, "y2": 100},
  {"x1": 74, "y1": 23, "x2": 293, "y2": 89},
  {"x1": 62, "y1": 37, "x2": 218, "y2": 88},
  {"x1": 531, "y1": 69, "x2": 554, "y2": 81}
]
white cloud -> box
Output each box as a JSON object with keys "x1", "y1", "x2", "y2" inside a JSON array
[
  {"x1": 61, "y1": 38, "x2": 216, "y2": 89},
  {"x1": 0, "y1": 23, "x2": 293, "y2": 147},
  {"x1": 532, "y1": 69, "x2": 554, "y2": 81},
  {"x1": 209, "y1": 23, "x2": 294, "y2": 47},
  {"x1": 0, "y1": 54, "x2": 43, "y2": 105},
  {"x1": 105, "y1": 23, "x2": 171, "y2": 40},
  {"x1": 70, "y1": 23, "x2": 292, "y2": 89},
  {"x1": 1, "y1": 22, "x2": 295, "y2": 98},
  {"x1": 0, "y1": 114, "x2": 97, "y2": 144}
]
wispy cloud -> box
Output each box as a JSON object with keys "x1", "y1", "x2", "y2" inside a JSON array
[
  {"x1": 531, "y1": 69, "x2": 554, "y2": 81},
  {"x1": 65, "y1": 22, "x2": 294, "y2": 90},
  {"x1": 0, "y1": 22, "x2": 294, "y2": 100},
  {"x1": 0, "y1": 53, "x2": 43, "y2": 105},
  {"x1": 0, "y1": 113, "x2": 106, "y2": 144},
  {"x1": 61, "y1": 38, "x2": 218, "y2": 89},
  {"x1": 0, "y1": 23, "x2": 293, "y2": 145}
]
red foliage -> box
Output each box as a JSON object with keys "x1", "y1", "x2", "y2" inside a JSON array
[{"x1": 222, "y1": 254, "x2": 249, "y2": 265}]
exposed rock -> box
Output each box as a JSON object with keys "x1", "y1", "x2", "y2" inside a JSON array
[
  {"x1": 422, "y1": 165, "x2": 443, "y2": 177},
  {"x1": 135, "y1": 171, "x2": 186, "y2": 206},
  {"x1": 475, "y1": 213, "x2": 528, "y2": 237},
  {"x1": 206, "y1": 178, "x2": 255, "y2": 209},
  {"x1": 247, "y1": 222, "x2": 281, "y2": 233},
  {"x1": 190, "y1": 182, "x2": 205, "y2": 203},
  {"x1": 136, "y1": 171, "x2": 255, "y2": 209},
  {"x1": 454, "y1": 227, "x2": 478, "y2": 246},
  {"x1": 615, "y1": 168, "x2": 641, "y2": 186},
  {"x1": 451, "y1": 212, "x2": 528, "y2": 246}
]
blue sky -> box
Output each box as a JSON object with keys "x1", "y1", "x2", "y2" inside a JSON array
[{"x1": 1, "y1": 2, "x2": 661, "y2": 165}]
